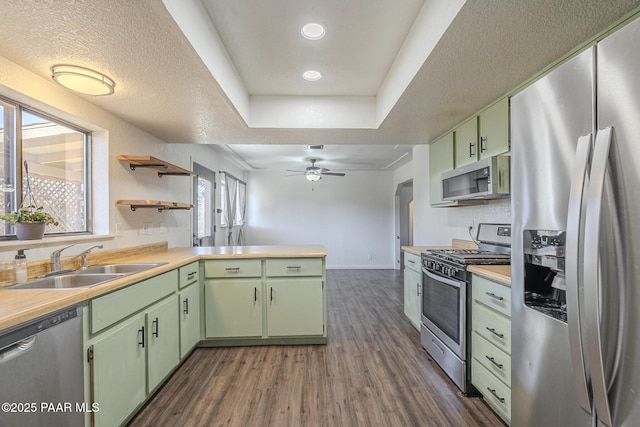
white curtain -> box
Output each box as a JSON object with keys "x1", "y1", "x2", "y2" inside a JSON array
[
  {"x1": 222, "y1": 173, "x2": 238, "y2": 245},
  {"x1": 237, "y1": 181, "x2": 247, "y2": 245}
]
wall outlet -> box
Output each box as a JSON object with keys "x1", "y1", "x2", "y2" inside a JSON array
[
  {"x1": 142, "y1": 222, "x2": 152, "y2": 235},
  {"x1": 115, "y1": 223, "x2": 122, "y2": 237}
]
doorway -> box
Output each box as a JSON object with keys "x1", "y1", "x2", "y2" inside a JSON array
[
  {"x1": 192, "y1": 163, "x2": 216, "y2": 247},
  {"x1": 395, "y1": 180, "x2": 414, "y2": 269}
]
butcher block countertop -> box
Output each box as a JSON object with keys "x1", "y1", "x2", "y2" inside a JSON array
[
  {"x1": 467, "y1": 265, "x2": 511, "y2": 286},
  {"x1": 0, "y1": 245, "x2": 326, "y2": 332}
]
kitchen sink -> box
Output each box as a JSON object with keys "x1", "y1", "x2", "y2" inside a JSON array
[
  {"x1": 10, "y1": 273, "x2": 127, "y2": 290},
  {"x1": 76, "y1": 262, "x2": 167, "y2": 275},
  {"x1": 10, "y1": 262, "x2": 167, "y2": 290}
]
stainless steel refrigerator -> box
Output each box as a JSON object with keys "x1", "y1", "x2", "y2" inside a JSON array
[{"x1": 511, "y1": 14, "x2": 640, "y2": 427}]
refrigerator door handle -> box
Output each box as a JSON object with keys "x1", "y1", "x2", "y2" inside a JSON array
[
  {"x1": 584, "y1": 126, "x2": 623, "y2": 427},
  {"x1": 566, "y1": 133, "x2": 593, "y2": 414}
]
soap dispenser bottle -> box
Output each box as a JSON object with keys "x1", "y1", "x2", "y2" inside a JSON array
[{"x1": 15, "y1": 249, "x2": 28, "y2": 284}]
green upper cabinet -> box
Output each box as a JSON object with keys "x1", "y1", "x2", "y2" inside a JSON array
[
  {"x1": 429, "y1": 132, "x2": 457, "y2": 207},
  {"x1": 478, "y1": 97, "x2": 510, "y2": 159},
  {"x1": 454, "y1": 116, "x2": 479, "y2": 167}
]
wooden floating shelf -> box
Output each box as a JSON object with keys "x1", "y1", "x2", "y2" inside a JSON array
[
  {"x1": 118, "y1": 155, "x2": 195, "y2": 177},
  {"x1": 116, "y1": 200, "x2": 195, "y2": 212}
]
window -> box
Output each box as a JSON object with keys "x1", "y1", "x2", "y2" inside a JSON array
[{"x1": 1, "y1": 97, "x2": 90, "y2": 238}]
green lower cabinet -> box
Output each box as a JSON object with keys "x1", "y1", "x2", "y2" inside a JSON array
[
  {"x1": 179, "y1": 283, "x2": 201, "y2": 358},
  {"x1": 91, "y1": 313, "x2": 146, "y2": 427},
  {"x1": 146, "y1": 295, "x2": 179, "y2": 393},
  {"x1": 266, "y1": 278, "x2": 324, "y2": 337},
  {"x1": 204, "y1": 279, "x2": 263, "y2": 338}
]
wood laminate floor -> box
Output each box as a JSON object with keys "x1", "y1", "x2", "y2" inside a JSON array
[{"x1": 129, "y1": 269, "x2": 504, "y2": 427}]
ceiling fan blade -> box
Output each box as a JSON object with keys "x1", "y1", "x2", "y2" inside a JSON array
[
  {"x1": 322, "y1": 172, "x2": 346, "y2": 176},
  {"x1": 286, "y1": 169, "x2": 306, "y2": 173}
]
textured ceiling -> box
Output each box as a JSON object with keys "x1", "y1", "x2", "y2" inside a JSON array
[{"x1": 0, "y1": 0, "x2": 639, "y2": 172}]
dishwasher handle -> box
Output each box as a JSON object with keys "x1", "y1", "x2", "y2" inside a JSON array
[{"x1": 0, "y1": 336, "x2": 37, "y2": 364}]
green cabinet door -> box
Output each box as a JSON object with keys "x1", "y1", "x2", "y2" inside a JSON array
[
  {"x1": 454, "y1": 116, "x2": 479, "y2": 167},
  {"x1": 479, "y1": 98, "x2": 510, "y2": 159},
  {"x1": 403, "y1": 267, "x2": 421, "y2": 330},
  {"x1": 204, "y1": 279, "x2": 263, "y2": 338},
  {"x1": 92, "y1": 313, "x2": 146, "y2": 427},
  {"x1": 429, "y1": 132, "x2": 457, "y2": 207},
  {"x1": 266, "y1": 278, "x2": 324, "y2": 337},
  {"x1": 146, "y1": 295, "x2": 180, "y2": 393},
  {"x1": 179, "y1": 283, "x2": 201, "y2": 358}
]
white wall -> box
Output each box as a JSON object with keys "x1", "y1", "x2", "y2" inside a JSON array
[
  {"x1": 247, "y1": 170, "x2": 395, "y2": 269},
  {"x1": 410, "y1": 145, "x2": 511, "y2": 246}
]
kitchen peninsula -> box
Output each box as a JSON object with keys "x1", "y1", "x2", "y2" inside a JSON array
[{"x1": 0, "y1": 244, "x2": 327, "y2": 335}]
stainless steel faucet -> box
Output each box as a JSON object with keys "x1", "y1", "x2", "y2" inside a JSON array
[{"x1": 50, "y1": 244, "x2": 104, "y2": 272}]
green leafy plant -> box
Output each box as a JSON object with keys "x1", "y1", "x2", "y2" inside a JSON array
[{"x1": 1, "y1": 205, "x2": 58, "y2": 225}]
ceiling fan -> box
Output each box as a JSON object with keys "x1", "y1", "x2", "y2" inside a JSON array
[{"x1": 287, "y1": 158, "x2": 346, "y2": 181}]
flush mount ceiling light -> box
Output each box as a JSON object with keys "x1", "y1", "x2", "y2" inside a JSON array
[
  {"x1": 51, "y1": 64, "x2": 115, "y2": 96},
  {"x1": 302, "y1": 70, "x2": 322, "y2": 81},
  {"x1": 301, "y1": 23, "x2": 325, "y2": 40}
]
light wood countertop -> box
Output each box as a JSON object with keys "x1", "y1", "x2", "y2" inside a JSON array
[
  {"x1": 467, "y1": 265, "x2": 511, "y2": 286},
  {"x1": 0, "y1": 245, "x2": 326, "y2": 332}
]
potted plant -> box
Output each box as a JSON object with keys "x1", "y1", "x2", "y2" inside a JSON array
[
  {"x1": 1, "y1": 205, "x2": 59, "y2": 240},
  {"x1": 1, "y1": 161, "x2": 59, "y2": 240}
]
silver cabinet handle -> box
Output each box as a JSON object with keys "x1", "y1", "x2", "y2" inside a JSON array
[
  {"x1": 584, "y1": 127, "x2": 622, "y2": 427},
  {"x1": 183, "y1": 298, "x2": 189, "y2": 315},
  {"x1": 486, "y1": 387, "x2": 505, "y2": 404},
  {"x1": 486, "y1": 327, "x2": 504, "y2": 339},
  {"x1": 566, "y1": 133, "x2": 593, "y2": 414},
  {"x1": 187, "y1": 271, "x2": 197, "y2": 279},
  {"x1": 286, "y1": 266, "x2": 301, "y2": 270},
  {"x1": 485, "y1": 292, "x2": 504, "y2": 301},
  {"x1": 225, "y1": 267, "x2": 240, "y2": 272},
  {"x1": 485, "y1": 355, "x2": 504, "y2": 370},
  {"x1": 416, "y1": 282, "x2": 420, "y2": 297}
]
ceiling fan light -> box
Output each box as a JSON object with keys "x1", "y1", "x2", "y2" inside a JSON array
[
  {"x1": 51, "y1": 64, "x2": 115, "y2": 96},
  {"x1": 305, "y1": 173, "x2": 321, "y2": 182}
]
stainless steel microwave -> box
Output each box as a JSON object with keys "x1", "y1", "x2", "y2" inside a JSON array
[{"x1": 441, "y1": 155, "x2": 510, "y2": 201}]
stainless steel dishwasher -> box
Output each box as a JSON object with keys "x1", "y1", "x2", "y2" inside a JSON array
[{"x1": 0, "y1": 306, "x2": 84, "y2": 427}]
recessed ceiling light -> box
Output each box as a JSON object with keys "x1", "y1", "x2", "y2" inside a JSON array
[
  {"x1": 301, "y1": 23, "x2": 325, "y2": 40},
  {"x1": 302, "y1": 70, "x2": 322, "y2": 82}
]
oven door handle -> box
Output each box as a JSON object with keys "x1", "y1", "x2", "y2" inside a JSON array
[{"x1": 423, "y1": 269, "x2": 463, "y2": 289}]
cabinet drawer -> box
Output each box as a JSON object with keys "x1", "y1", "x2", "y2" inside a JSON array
[
  {"x1": 472, "y1": 275, "x2": 511, "y2": 317},
  {"x1": 265, "y1": 258, "x2": 323, "y2": 277},
  {"x1": 472, "y1": 303, "x2": 511, "y2": 355},
  {"x1": 91, "y1": 270, "x2": 178, "y2": 334},
  {"x1": 472, "y1": 359, "x2": 511, "y2": 423},
  {"x1": 403, "y1": 252, "x2": 421, "y2": 273},
  {"x1": 204, "y1": 259, "x2": 262, "y2": 278},
  {"x1": 179, "y1": 261, "x2": 200, "y2": 289},
  {"x1": 472, "y1": 332, "x2": 511, "y2": 387}
]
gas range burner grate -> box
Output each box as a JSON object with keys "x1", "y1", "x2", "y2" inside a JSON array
[{"x1": 424, "y1": 249, "x2": 511, "y2": 266}]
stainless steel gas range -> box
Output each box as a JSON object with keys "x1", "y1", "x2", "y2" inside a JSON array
[{"x1": 420, "y1": 223, "x2": 511, "y2": 395}]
